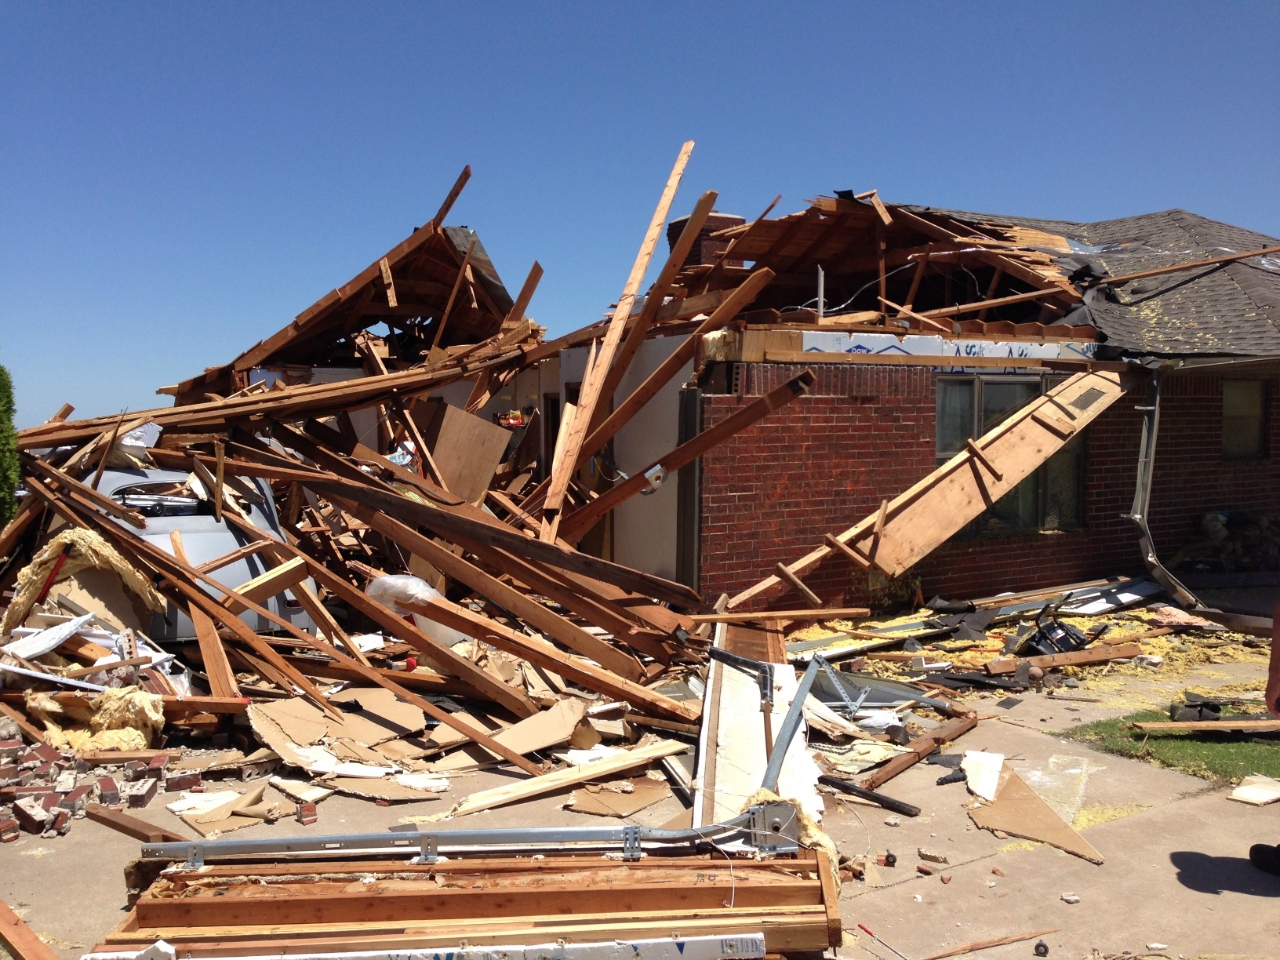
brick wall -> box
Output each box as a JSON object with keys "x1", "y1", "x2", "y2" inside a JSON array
[{"x1": 698, "y1": 362, "x2": 1280, "y2": 610}]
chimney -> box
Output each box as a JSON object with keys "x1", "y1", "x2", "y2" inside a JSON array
[{"x1": 666, "y1": 211, "x2": 746, "y2": 270}]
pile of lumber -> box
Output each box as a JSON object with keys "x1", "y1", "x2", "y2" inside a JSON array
[
  {"x1": 92, "y1": 848, "x2": 842, "y2": 956},
  {"x1": 0, "y1": 145, "x2": 829, "y2": 831}
]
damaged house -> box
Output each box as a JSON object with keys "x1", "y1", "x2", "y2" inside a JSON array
[{"x1": 2, "y1": 145, "x2": 1278, "y2": 960}]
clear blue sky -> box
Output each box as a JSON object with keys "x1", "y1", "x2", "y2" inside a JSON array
[{"x1": 3, "y1": 3, "x2": 1278, "y2": 428}]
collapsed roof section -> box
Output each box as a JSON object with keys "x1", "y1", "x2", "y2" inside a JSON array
[
  {"x1": 166, "y1": 167, "x2": 536, "y2": 405},
  {"x1": 666, "y1": 193, "x2": 1280, "y2": 358}
]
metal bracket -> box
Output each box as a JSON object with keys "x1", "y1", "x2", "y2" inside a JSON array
[
  {"x1": 415, "y1": 831, "x2": 438, "y2": 864},
  {"x1": 622, "y1": 825, "x2": 642, "y2": 861},
  {"x1": 641, "y1": 465, "x2": 667, "y2": 495},
  {"x1": 185, "y1": 845, "x2": 205, "y2": 869},
  {"x1": 748, "y1": 802, "x2": 800, "y2": 856}
]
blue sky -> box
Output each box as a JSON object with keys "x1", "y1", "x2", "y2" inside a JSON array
[{"x1": 2, "y1": 2, "x2": 1278, "y2": 428}]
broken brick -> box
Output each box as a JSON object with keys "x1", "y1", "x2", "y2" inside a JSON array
[
  {"x1": 124, "y1": 778, "x2": 158, "y2": 809},
  {"x1": 163, "y1": 772, "x2": 202, "y2": 793},
  {"x1": 13, "y1": 796, "x2": 51, "y2": 833},
  {"x1": 0, "y1": 817, "x2": 18, "y2": 842},
  {"x1": 97, "y1": 777, "x2": 121, "y2": 805},
  {"x1": 122, "y1": 760, "x2": 148, "y2": 782},
  {"x1": 0, "y1": 740, "x2": 23, "y2": 762},
  {"x1": 26, "y1": 743, "x2": 59, "y2": 764},
  {"x1": 60, "y1": 785, "x2": 92, "y2": 816},
  {"x1": 297, "y1": 801, "x2": 317, "y2": 825}
]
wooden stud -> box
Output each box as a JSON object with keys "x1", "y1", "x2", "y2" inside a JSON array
[
  {"x1": 169, "y1": 530, "x2": 241, "y2": 700},
  {"x1": 432, "y1": 165, "x2": 471, "y2": 227},
  {"x1": 541, "y1": 142, "x2": 694, "y2": 529},
  {"x1": 824, "y1": 533, "x2": 870, "y2": 570},
  {"x1": 774, "y1": 563, "x2": 821, "y2": 607},
  {"x1": 89, "y1": 412, "x2": 127, "y2": 490},
  {"x1": 977, "y1": 266, "x2": 1004, "y2": 322},
  {"x1": 0, "y1": 894, "x2": 63, "y2": 960},
  {"x1": 558, "y1": 370, "x2": 814, "y2": 543},
  {"x1": 965, "y1": 438, "x2": 1004, "y2": 481},
  {"x1": 378, "y1": 257, "x2": 397, "y2": 308}
]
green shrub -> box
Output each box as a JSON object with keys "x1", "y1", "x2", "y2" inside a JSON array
[{"x1": 0, "y1": 366, "x2": 17, "y2": 526}]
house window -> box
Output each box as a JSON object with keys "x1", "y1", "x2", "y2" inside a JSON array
[
  {"x1": 1222, "y1": 380, "x2": 1266, "y2": 460},
  {"x1": 936, "y1": 376, "x2": 1085, "y2": 537}
]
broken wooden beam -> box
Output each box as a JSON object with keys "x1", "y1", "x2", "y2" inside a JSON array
[
  {"x1": 858, "y1": 714, "x2": 977, "y2": 791},
  {"x1": 984, "y1": 642, "x2": 1143, "y2": 675}
]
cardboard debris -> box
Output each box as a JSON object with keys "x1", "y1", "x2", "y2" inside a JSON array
[
  {"x1": 1229, "y1": 774, "x2": 1280, "y2": 806},
  {"x1": 326, "y1": 775, "x2": 447, "y2": 802},
  {"x1": 969, "y1": 764, "x2": 1104, "y2": 864},
  {"x1": 961, "y1": 750, "x2": 1005, "y2": 802},
  {"x1": 567, "y1": 777, "x2": 671, "y2": 818},
  {"x1": 268, "y1": 777, "x2": 335, "y2": 804},
  {"x1": 431, "y1": 698, "x2": 588, "y2": 771}
]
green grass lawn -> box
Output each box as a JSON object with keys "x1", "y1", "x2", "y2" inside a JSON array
[{"x1": 1062, "y1": 710, "x2": 1280, "y2": 783}]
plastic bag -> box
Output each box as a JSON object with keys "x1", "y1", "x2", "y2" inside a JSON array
[{"x1": 365, "y1": 575, "x2": 472, "y2": 648}]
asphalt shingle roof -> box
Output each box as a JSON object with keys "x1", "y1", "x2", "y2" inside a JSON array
[{"x1": 926, "y1": 206, "x2": 1280, "y2": 357}]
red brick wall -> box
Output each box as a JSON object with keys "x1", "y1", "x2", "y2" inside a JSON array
[{"x1": 697, "y1": 362, "x2": 1280, "y2": 611}]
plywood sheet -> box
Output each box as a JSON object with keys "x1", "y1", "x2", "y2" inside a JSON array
[
  {"x1": 969, "y1": 766, "x2": 1103, "y2": 864},
  {"x1": 413, "y1": 397, "x2": 512, "y2": 504}
]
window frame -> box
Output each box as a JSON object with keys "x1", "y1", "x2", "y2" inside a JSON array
[
  {"x1": 936, "y1": 373, "x2": 1087, "y2": 538},
  {"x1": 1221, "y1": 379, "x2": 1268, "y2": 462}
]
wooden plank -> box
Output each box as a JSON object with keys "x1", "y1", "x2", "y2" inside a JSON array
[
  {"x1": 85, "y1": 803, "x2": 187, "y2": 843},
  {"x1": 824, "y1": 533, "x2": 871, "y2": 570},
  {"x1": 729, "y1": 370, "x2": 1134, "y2": 607},
  {"x1": 459, "y1": 541, "x2": 674, "y2": 664},
  {"x1": 436, "y1": 738, "x2": 688, "y2": 819},
  {"x1": 21, "y1": 348, "x2": 530, "y2": 449},
  {"x1": 1131, "y1": 719, "x2": 1280, "y2": 733},
  {"x1": 22, "y1": 454, "x2": 147, "y2": 528},
  {"x1": 431, "y1": 238, "x2": 477, "y2": 352},
  {"x1": 305, "y1": 476, "x2": 699, "y2": 608},
  {"x1": 378, "y1": 257, "x2": 397, "y2": 308},
  {"x1": 591, "y1": 190, "x2": 719, "y2": 430},
  {"x1": 345, "y1": 502, "x2": 646, "y2": 681},
  {"x1": 0, "y1": 702, "x2": 45, "y2": 743},
  {"x1": 220, "y1": 556, "x2": 309, "y2": 614},
  {"x1": 541, "y1": 142, "x2": 695, "y2": 533},
  {"x1": 757, "y1": 349, "x2": 1104, "y2": 370},
  {"x1": 103, "y1": 903, "x2": 832, "y2": 954},
  {"x1": 775, "y1": 563, "x2": 821, "y2": 607},
  {"x1": 688, "y1": 607, "x2": 870, "y2": 623},
  {"x1": 576, "y1": 267, "x2": 775, "y2": 467},
  {"x1": 558, "y1": 370, "x2": 815, "y2": 543},
  {"x1": 218, "y1": 514, "x2": 537, "y2": 719},
  {"x1": 0, "y1": 894, "x2": 63, "y2": 960},
  {"x1": 169, "y1": 531, "x2": 241, "y2": 699},
  {"x1": 433, "y1": 165, "x2": 471, "y2": 225},
  {"x1": 984, "y1": 642, "x2": 1142, "y2": 675},
  {"x1": 401, "y1": 596, "x2": 700, "y2": 722},
  {"x1": 499, "y1": 260, "x2": 543, "y2": 329},
  {"x1": 135, "y1": 873, "x2": 820, "y2": 928},
  {"x1": 920, "y1": 928, "x2": 1060, "y2": 960},
  {"x1": 858, "y1": 714, "x2": 977, "y2": 790},
  {"x1": 0, "y1": 498, "x2": 42, "y2": 563},
  {"x1": 1091, "y1": 243, "x2": 1280, "y2": 288}
]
